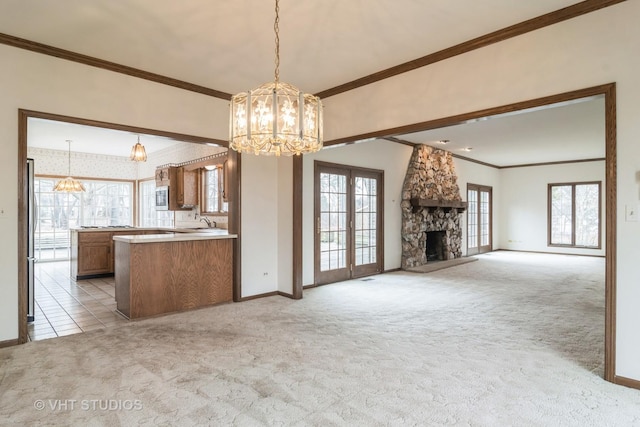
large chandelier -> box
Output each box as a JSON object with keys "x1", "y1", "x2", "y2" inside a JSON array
[
  {"x1": 229, "y1": 0, "x2": 323, "y2": 156},
  {"x1": 54, "y1": 140, "x2": 85, "y2": 192}
]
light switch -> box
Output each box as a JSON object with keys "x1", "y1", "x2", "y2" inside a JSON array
[{"x1": 626, "y1": 205, "x2": 639, "y2": 222}]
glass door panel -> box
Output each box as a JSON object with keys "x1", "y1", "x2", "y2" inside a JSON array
[
  {"x1": 353, "y1": 173, "x2": 380, "y2": 277},
  {"x1": 316, "y1": 167, "x2": 350, "y2": 284},
  {"x1": 467, "y1": 184, "x2": 492, "y2": 255}
]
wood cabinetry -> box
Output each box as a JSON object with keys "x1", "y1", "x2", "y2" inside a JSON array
[
  {"x1": 155, "y1": 166, "x2": 198, "y2": 210},
  {"x1": 115, "y1": 237, "x2": 233, "y2": 319},
  {"x1": 74, "y1": 232, "x2": 112, "y2": 277},
  {"x1": 71, "y1": 229, "x2": 170, "y2": 280},
  {"x1": 155, "y1": 167, "x2": 170, "y2": 186},
  {"x1": 176, "y1": 166, "x2": 198, "y2": 207}
]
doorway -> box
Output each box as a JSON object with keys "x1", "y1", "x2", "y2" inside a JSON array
[
  {"x1": 314, "y1": 161, "x2": 384, "y2": 285},
  {"x1": 467, "y1": 184, "x2": 492, "y2": 255},
  {"x1": 18, "y1": 109, "x2": 240, "y2": 344}
]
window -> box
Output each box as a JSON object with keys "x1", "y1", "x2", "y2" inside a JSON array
[
  {"x1": 548, "y1": 182, "x2": 601, "y2": 248},
  {"x1": 203, "y1": 166, "x2": 228, "y2": 214},
  {"x1": 138, "y1": 180, "x2": 174, "y2": 227},
  {"x1": 34, "y1": 177, "x2": 134, "y2": 261}
]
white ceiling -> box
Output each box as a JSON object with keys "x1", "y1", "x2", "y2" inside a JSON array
[
  {"x1": 3, "y1": 0, "x2": 606, "y2": 164},
  {"x1": 27, "y1": 118, "x2": 189, "y2": 156},
  {"x1": 0, "y1": 0, "x2": 579, "y2": 94},
  {"x1": 394, "y1": 96, "x2": 605, "y2": 167}
]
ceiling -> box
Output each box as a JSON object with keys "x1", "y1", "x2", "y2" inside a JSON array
[
  {"x1": 27, "y1": 118, "x2": 189, "y2": 156},
  {"x1": 393, "y1": 96, "x2": 605, "y2": 167},
  {"x1": 3, "y1": 1, "x2": 607, "y2": 164}
]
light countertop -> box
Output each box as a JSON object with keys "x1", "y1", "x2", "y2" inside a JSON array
[{"x1": 113, "y1": 229, "x2": 236, "y2": 243}]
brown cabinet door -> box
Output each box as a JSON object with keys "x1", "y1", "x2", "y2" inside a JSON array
[
  {"x1": 77, "y1": 243, "x2": 111, "y2": 275},
  {"x1": 176, "y1": 167, "x2": 198, "y2": 207}
]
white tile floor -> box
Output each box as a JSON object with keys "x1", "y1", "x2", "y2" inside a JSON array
[{"x1": 28, "y1": 261, "x2": 128, "y2": 341}]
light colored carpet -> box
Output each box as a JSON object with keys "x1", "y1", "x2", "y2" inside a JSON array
[
  {"x1": 1, "y1": 251, "x2": 639, "y2": 426},
  {"x1": 406, "y1": 256, "x2": 478, "y2": 273}
]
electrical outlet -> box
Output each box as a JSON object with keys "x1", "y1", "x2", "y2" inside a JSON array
[
  {"x1": 0, "y1": 208, "x2": 6, "y2": 219},
  {"x1": 626, "y1": 205, "x2": 639, "y2": 222}
]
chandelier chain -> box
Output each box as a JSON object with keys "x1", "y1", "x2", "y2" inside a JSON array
[{"x1": 274, "y1": 0, "x2": 280, "y2": 83}]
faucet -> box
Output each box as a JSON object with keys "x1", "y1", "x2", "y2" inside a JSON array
[{"x1": 199, "y1": 217, "x2": 216, "y2": 228}]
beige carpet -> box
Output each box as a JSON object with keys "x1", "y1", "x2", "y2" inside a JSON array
[{"x1": 1, "y1": 251, "x2": 639, "y2": 426}]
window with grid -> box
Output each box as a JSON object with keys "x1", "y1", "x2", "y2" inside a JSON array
[
  {"x1": 139, "y1": 180, "x2": 174, "y2": 227},
  {"x1": 548, "y1": 182, "x2": 601, "y2": 248},
  {"x1": 34, "y1": 177, "x2": 134, "y2": 261},
  {"x1": 203, "y1": 167, "x2": 228, "y2": 214}
]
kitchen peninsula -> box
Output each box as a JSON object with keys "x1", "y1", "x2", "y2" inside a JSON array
[
  {"x1": 113, "y1": 230, "x2": 236, "y2": 319},
  {"x1": 70, "y1": 227, "x2": 236, "y2": 319}
]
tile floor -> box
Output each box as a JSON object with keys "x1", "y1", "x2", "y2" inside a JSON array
[{"x1": 28, "y1": 261, "x2": 128, "y2": 341}]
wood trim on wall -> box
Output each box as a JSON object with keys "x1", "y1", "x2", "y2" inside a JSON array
[
  {"x1": 20, "y1": 109, "x2": 228, "y2": 147},
  {"x1": 604, "y1": 83, "x2": 617, "y2": 383},
  {"x1": 325, "y1": 85, "x2": 617, "y2": 147},
  {"x1": 0, "y1": 32, "x2": 232, "y2": 100},
  {"x1": 315, "y1": 0, "x2": 626, "y2": 99},
  {"x1": 226, "y1": 150, "x2": 241, "y2": 302},
  {"x1": 292, "y1": 156, "x2": 303, "y2": 299},
  {"x1": 2, "y1": 2, "x2": 622, "y2": 104},
  {"x1": 614, "y1": 375, "x2": 640, "y2": 390}
]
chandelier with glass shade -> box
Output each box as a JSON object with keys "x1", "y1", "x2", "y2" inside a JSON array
[
  {"x1": 130, "y1": 135, "x2": 147, "y2": 162},
  {"x1": 54, "y1": 139, "x2": 85, "y2": 192},
  {"x1": 229, "y1": 0, "x2": 323, "y2": 156}
]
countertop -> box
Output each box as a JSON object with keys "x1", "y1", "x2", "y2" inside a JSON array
[
  {"x1": 113, "y1": 229, "x2": 236, "y2": 243},
  {"x1": 71, "y1": 226, "x2": 236, "y2": 243}
]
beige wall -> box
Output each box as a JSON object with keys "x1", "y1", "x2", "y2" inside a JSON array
[{"x1": 322, "y1": 2, "x2": 640, "y2": 380}]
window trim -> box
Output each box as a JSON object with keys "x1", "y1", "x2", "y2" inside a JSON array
[
  {"x1": 201, "y1": 165, "x2": 228, "y2": 215},
  {"x1": 547, "y1": 181, "x2": 602, "y2": 249}
]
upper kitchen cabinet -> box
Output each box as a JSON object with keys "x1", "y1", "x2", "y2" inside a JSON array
[
  {"x1": 176, "y1": 166, "x2": 198, "y2": 208},
  {"x1": 155, "y1": 166, "x2": 197, "y2": 210}
]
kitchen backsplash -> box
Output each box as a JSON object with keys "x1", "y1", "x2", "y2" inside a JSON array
[{"x1": 174, "y1": 210, "x2": 228, "y2": 229}]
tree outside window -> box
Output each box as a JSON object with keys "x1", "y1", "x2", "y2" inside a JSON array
[{"x1": 548, "y1": 182, "x2": 601, "y2": 248}]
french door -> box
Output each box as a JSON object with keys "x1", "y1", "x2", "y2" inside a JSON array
[
  {"x1": 467, "y1": 184, "x2": 492, "y2": 255},
  {"x1": 314, "y1": 162, "x2": 383, "y2": 285}
]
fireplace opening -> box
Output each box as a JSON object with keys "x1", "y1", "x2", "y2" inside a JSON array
[{"x1": 425, "y1": 230, "x2": 447, "y2": 261}]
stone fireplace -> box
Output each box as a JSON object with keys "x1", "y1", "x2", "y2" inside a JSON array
[{"x1": 401, "y1": 145, "x2": 466, "y2": 269}]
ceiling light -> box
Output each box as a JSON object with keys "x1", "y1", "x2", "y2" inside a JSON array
[
  {"x1": 436, "y1": 139, "x2": 450, "y2": 145},
  {"x1": 229, "y1": 0, "x2": 323, "y2": 156},
  {"x1": 461, "y1": 147, "x2": 473, "y2": 152},
  {"x1": 54, "y1": 140, "x2": 85, "y2": 192},
  {"x1": 130, "y1": 135, "x2": 147, "y2": 162}
]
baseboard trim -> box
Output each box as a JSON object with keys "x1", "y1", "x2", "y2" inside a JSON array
[
  {"x1": 496, "y1": 249, "x2": 605, "y2": 258},
  {"x1": 383, "y1": 268, "x2": 402, "y2": 273},
  {"x1": 238, "y1": 291, "x2": 278, "y2": 302},
  {"x1": 614, "y1": 375, "x2": 640, "y2": 390},
  {"x1": 277, "y1": 291, "x2": 295, "y2": 299},
  {"x1": 0, "y1": 338, "x2": 21, "y2": 348},
  {"x1": 238, "y1": 291, "x2": 297, "y2": 301}
]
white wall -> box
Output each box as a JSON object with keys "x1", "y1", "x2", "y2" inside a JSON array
[
  {"x1": 240, "y1": 155, "x2": 279, "y2": 297},
  {"x1": 500, "y1": 162, "x2": 605, "y2": 256},
  {"x1": 302, "y1": 140, "x2": 413, "y2": 285},
  {"x1": 322, "y1": 2, "x2": 640, "y2": 380},
  {"x1": 453, "y1": 158, "x2": 502, "y2": 255},
  {"x1": 0, "y1": 44, "x2": 229, "y2": 342}
]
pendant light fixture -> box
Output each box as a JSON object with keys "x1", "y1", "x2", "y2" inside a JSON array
[
  {"x1": 130, "y1": 135, "x2": 147, "y2": 162},
  {"x1": 229, "y1": 0, "x2": 323, "y2": 156},
  {"x1": 54, "y1": 140, "x2": 85, "y2": 192}
]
